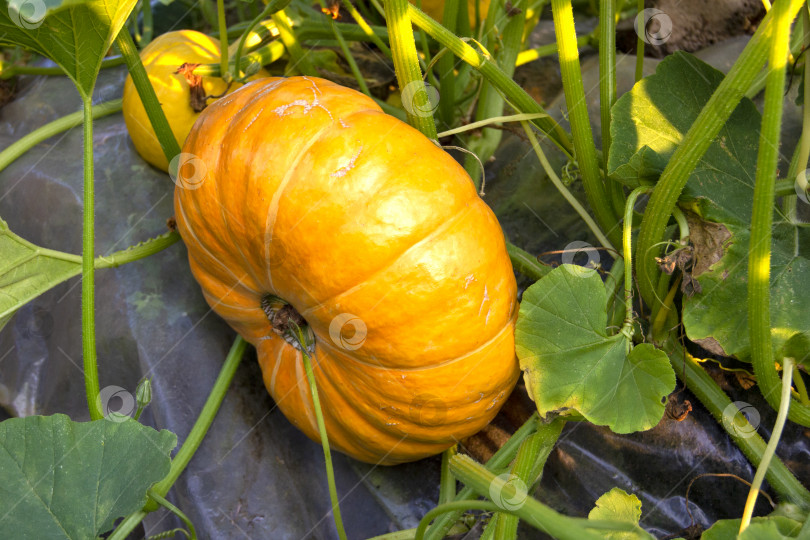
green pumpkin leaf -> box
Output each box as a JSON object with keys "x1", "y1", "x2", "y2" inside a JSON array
[
  {"x1": 515, "y1": 265, "x2": 675, "y2": 433},
  {"x1": 701, "y1": 516, "x2": 803, "y2": 539},
  {"x1": 0, "y1": 414, "x2": 176, "y2": 539},
  {"x1": 608, "y1": 51, "x2": 810, "y2": 362},
  {"x1": 0, "y1": 0, "x2": 138, "y2": 97},
  {"x1": 0, "y1": 217, "x2": 81, "y2": 327},
  {"x1": 681, "y1": 219, "x2": 810, "y2": 361},
  {"x1": 608, "y1": 51, "x2": 761, "y2": 225},
  {"x1": 588, "y1": 488, "x2": 652, "y2": 540}
]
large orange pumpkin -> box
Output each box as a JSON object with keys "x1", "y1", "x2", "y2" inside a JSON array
[{"x1": 173, "y1": 76, "x2": 519, "y2": 464}]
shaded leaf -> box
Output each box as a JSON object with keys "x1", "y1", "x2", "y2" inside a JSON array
[
  {"x1": 0, "y1": 0, "x2": 138, "y2": 97},
  {"x1": 0, "y1": 414, "x2": 176, "y2": 539},
  {"x1": 0, "y1": 217, "x2": 81, "y2": 323},
  {"x1": 608, "y1": 51, "x2": 761, "y2": 225},
  {"x1": 608, "y1": 51, "x2": 810, "y2": 362},
  {"x1": 588, "y1": 488, "x2": 653, "y2": 540},
  {"x1": 515, "y1": 265, "x2": 675, "y2": 433},
  {"x1": 682, "y1": 220, "x2": 810, "y2": 361}
]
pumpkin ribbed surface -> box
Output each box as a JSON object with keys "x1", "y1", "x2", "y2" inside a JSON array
[{"x1": 174, "y1": 76, "x2": 519, "y2": 464}]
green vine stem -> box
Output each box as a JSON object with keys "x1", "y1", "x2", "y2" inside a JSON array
[
  {"x1": 793, "y1": 365, "x2": 810, "y2": 406},
  {"x1": 748, "y1": 0, "x2": 810, "y2": 427},
  {"x1": 114, "y1": 29, "x2": 181, "y2": 164},
  {"x1": 664, "y1": 339, "x2": 810, "y2": 508},
  {"x1": 598, "y1": 0, "x2": 616, "y2": 160},
  {"x1": 81, "y1": 93, "x2": 101, "y2": 421},
  {"x1": 436, "y1": 0, "x2": 460, "y2": 128},
  {"x1": 386, "y1": 0, "x2": 437, "y2": 138},
  {"x1": 633, "y1": 2, "x2": 802, "y2": 314},
  {"x1": 621, "y1": 187, "x2": 652, "y2": 344},
  {"x1": 367, "y1": 530, "x2": 418, "y2": 540},
  {"x1": 516, "y1": 34, "x2": 590, "y2": 66},
  {"x1": 294, "y1": 324, "x2": 348, "y2": 540},
  {"x1": 407, "y1": 4, "x2": 573, "y2": 157},
  {"x1": 109, "y1": 336, "x2": 248, "y2": 539},
  {"x1": 463, "y1": 0, "x2": 525, "y2": 185},
  {"x1": 599, "y1": 0, "x2": 626, "y2": 219},
  {"x1": 634, "y1": 0, "x2": 644, "y2": 82},
  {"x1": 216, "y1": 0, "x2": 229, "y2": 77},
  {"x1": 439, "y1": 446, "x2": 457, "y2": 505},
  {"x1": 273, "y1": 11, "x2": 318, "y2": 76},
  {"x1": 786, "y1": 9, "x2": 810, "y2": 222},
  {"x1": 341, "y1": 0, "x2": 392, "y2": 56},
  {"x1": 521, "y1": 122, "x2": 615, "y2": 253},
  {"x1": 0, "y1": 56, "x2": 124, "y2": 79},
  {"x1": 424, "y1": 414, "x2": 539, "y2": 540},
  {"x1": 0, "y1": 99, "x2": 121, "y2": 173},
  {"x1": 448, "y1": 454, "x2": 639, "y2": 539},
  {"x1": 318, "y1": 0, "x2": 371, "y2": 96},
  {"x1": 488, "y1": 418, "x2": 565, "y2": 539},
  {"x1": 416, "y1": 501, "x2": 511, "y2": 540},
  {"x1": 740, "y1": 356, "x2": 795, "y2": 532},
  {"x1": 232, "y1": 0, "x2": 291, "y2": 79},
  {"x1": 147, "y1": 489, "x2": 198, "y2": 540},
  {"x1": 506, "y1": 241, "x2": 552, "y2": 281},
  {"x1": 0, "y1": 230, "x2": 179, "y2": 273},
  {"x1": 94, "y1": 231, "x2": 181, "y2": 268},
  {"x1": 551, "y1": 0, "x2": 620, "y2": 247},
  {"x1": 194, "y1": 42, "x2": 286, "y2": 77},
  {"x1": 141, "y1": 0, "x2": 154, "y2": 46}
]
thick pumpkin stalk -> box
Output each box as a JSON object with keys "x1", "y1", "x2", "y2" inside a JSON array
[{"x1": 385, "y1": 0, "x2": 438, "y2": 138}]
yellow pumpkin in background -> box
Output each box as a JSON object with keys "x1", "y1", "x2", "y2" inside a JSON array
[
  {"x1": 174, "y1": 76, "x2": 519, "y2": 465},
  {"x1": 122, "y1": 30, "x2": 268, "y2": 171}
]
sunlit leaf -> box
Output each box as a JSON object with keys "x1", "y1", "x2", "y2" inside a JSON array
[
  {"x1": 588, "y1": 488, "x2": 652, "y2": 540},
  {"x1": 0, "y1": 0, "x2": 138, "y2": 97}
]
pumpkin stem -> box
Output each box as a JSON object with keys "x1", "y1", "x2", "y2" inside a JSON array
[
  {"x1": 176, "y1": 63, "x2": 207, "y2": 113},
  {"x1": 261, "y1": 294, "x2": 314, "y2": 353}
]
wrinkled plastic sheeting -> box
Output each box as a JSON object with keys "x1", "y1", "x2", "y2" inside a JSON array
[{"x1": 1, "y1": 61, "x2": 809, "y2": 540}]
